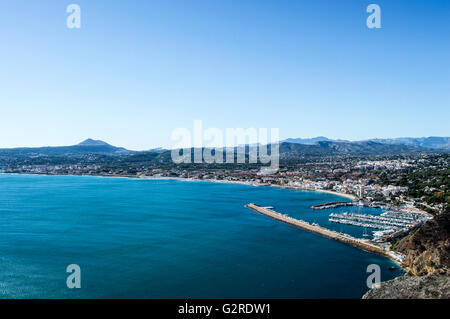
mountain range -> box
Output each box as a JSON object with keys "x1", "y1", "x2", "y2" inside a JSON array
[
  {"x1": 367, "y1": 137, "x2": 450, "y2": 150},
  {"x1": 282, "y1": 136, "x2": 349, "y2": 144},
  {"x1": 0, "y1": 137, "x2": 448, "y2": 160},
  {"x1": 282, "y1": 136, "x2": 450, "y2": 149}
]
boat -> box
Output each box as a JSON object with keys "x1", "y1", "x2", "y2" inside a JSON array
[{"x1": 362, "y1": 227, "x2": 370, "y2": 237}]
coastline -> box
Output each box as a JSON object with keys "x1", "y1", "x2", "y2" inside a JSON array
[
  {"x1": 1, "y1": 172, "x2": 357, "y2": 202},
  {"x1": 310, "y1": 189, "x2": 357, "y2": 200},
  {"x1": 128, "y1": 175, "x2": 358, "y2": 201},
  {"x1": 276, "y1": 186, "x2": 357, "y2": 200}
]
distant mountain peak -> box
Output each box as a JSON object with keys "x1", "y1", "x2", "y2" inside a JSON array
[
  {"x1": 77, "y1": 139, "x2": 110, "y2": 146},
  {"x1": 147, "y1": 147, "x2": 167, "y2": 153},
  {"x1": 282, "y1": 136, "x2": 349, "y2": 145}
]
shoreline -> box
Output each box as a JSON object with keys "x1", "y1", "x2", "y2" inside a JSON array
[
  {"x1": 277, "y1": 186, "x2": 357, "y2": 200},
  {"x1": 1, "y1": 172, "x2": 357, "y2": 201}
]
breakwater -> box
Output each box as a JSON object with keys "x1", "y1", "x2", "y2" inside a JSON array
[{"x1": 245, "y1": 203, "x2": 403, "y2": 262}]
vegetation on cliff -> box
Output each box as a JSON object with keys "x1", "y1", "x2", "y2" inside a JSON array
[{"x1": 391, "y1": 207, "x2": 449, "y2": 276}]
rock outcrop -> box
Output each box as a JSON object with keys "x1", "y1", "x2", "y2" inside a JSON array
[
  {"x1": 363, "y1": 273, "x2": 450, "y2": 299},
  {"x1": 363, "y1": 207, "x2": 449, "y2": 299}
]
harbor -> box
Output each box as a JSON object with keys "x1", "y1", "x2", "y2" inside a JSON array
[
  {"x1": 308, "y1": 196, "x2": 431, "y2": 243},
  {"x1": 245, "y1": 203, "x2": 404, "y2": 263},
  {"x1": 328, "y1": 211, "x2": 429, "y2": 242}
]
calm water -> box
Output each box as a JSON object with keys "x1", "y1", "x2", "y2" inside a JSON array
[{"x1": 0, "y1": 174, "x2": 403, "y2": 298}]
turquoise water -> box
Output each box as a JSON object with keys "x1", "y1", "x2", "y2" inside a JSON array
[{"x1": 0, "y1": 174, "x2": 403, "y2": 298}]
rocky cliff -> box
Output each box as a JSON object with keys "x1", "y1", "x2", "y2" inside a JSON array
[
  {"x1": 392, "y1": 207, "x2": 449, "y2": 275},
  {"x1": 364, "y1": 207, "x2": 449, "y2": 298}
]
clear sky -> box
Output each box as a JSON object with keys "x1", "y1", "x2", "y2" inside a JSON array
[{"x1": 1, "y1": 0, "x2": 449, "y2": 150}]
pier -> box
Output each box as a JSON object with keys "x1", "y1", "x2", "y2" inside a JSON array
[
  {"x1": 310, "y1": 201, "x2": 356, "y2": 210},
  {"x1": 245, "y1": 203, "x2": 403, "y2": 262}
]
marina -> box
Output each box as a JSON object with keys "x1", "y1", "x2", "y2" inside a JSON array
[
  {"x1": 328, "y1": 211, "x2": 430, "y2": 242},
  {"x1": 245, "y1": 203, "x2": 404, "y2": 263}
]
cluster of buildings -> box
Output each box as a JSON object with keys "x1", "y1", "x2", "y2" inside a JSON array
[
  {"x1": 1, "y1": 164, "x2": 408, "y2": 204},
  {"x1": 1, "y1": 154, "x2": 446, "y2": 215},
  {"x1": 353, "y1": 159, "x2": 412, "y2": 171}
]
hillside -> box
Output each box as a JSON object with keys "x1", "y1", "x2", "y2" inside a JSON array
[
  {"x1": 278, "y1": 140, "x2": 430, "y2": 160},
  {"x1": 392, "y1": 207, "x2": 450, "y2": 276},
  {"x1": 370, "y1": 137, "x2": 450, "y2": 150},
  {"x1": 0, "y1": 139, "x2": 133, "y2": 156}
]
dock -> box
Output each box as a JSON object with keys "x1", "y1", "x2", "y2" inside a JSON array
[{"x1": 245, "y1": 203, "x2": 402, "y2": 262}]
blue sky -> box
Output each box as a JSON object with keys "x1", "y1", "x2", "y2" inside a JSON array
[{"x1": 0, "y1": 0, "x2": 449, "y2": 150}]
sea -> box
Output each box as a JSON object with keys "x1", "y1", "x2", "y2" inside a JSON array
[{"x1": 0, "y1": 174, "x2": 403, "y2": 298}]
